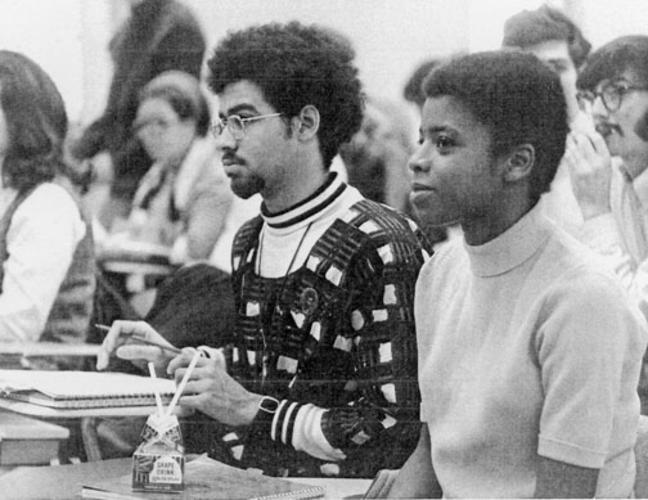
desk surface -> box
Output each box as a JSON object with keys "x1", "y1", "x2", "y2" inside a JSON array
[{"x1": 0, "y1": 457, "x2": 371, "y2": 499}]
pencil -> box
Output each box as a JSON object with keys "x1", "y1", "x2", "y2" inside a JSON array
[{"x1": 94, "y1": 324, "x2": 182, "y2": 355}]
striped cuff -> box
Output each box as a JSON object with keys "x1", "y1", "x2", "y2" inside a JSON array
[{"x1": 269, "y1": 400, "x2": 301, "y2": 445}]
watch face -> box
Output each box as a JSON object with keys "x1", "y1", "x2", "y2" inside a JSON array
[{"x1": 260, "y1": 396, "x2": 279, "y2": 414}]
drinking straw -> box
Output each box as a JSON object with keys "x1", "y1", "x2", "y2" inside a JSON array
[
  {"x1": 166, "y1": 349, "x2": 201, "y2": 417},
  {"x1": 148, "y1": 361, "x2": 164, "y2": 417}
]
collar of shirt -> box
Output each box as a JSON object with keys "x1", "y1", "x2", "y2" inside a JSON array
[
  {"x1": 261, "y1": 172, "x2": 347, "y2": 231},
  {"x1": 464, "y1": 202, "x2": 551, "y2": 278}
]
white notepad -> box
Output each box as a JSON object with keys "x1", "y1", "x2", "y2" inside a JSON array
[{"x1": 0, "y1": 370, "x2": 177, "y2": 409}]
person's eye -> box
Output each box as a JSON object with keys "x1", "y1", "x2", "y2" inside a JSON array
[
  {"x1": 608, "y1": 82, "x2": 630, "y2": 96},
  {"x1": 435, "y1": 135, "x2": 455, "y2": 151}
]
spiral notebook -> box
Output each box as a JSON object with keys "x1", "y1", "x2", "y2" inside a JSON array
[
  {"x1": 0, "y1": 370, "x2": 177, "y2": 409},
  {"x1": 81, "y1": 454, "x2": 325, "y2": 500}
]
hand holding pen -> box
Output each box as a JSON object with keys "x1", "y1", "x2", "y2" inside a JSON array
[{"x1": 96, "y1": 320, "x2": 180, "y2": 373}]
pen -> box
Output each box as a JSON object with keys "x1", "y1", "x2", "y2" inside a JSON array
[{"x1": 94, "y1": 324, "x2": 182, "y2": 355}]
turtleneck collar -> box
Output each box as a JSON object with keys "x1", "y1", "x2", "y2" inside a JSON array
[
  {"x1": 465, "y1": 202, "x2": 551, "y2": 277},
  {"x1": 261, "y1": 172, "x2": 347, "y2": 229}
]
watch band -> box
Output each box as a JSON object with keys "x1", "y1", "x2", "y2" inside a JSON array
[{"x1": 248, "y1": 396, "x2": 281, "y2": 442}]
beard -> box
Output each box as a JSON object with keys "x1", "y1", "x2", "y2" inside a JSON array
[{"x1": 229, "y1": 172, "x2": 265, "y2": 199}]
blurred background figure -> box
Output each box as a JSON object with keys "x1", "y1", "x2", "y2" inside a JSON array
[
  {"x1": 104, "y1": 71, "x2": 232, "y2": 265},
  {"x1": 69, "y1": 0, "x2": 206, "y2": 232},
  {"x1": 503, "y1": 4, "x2": 591, "y2": 125},
  {"x1": 568, "y1": 35, "x2": 648, "y2": 412},
  {"x1": 339, "y1": 98, "x2": 413, "y2": 215},
  {"x1": 502, "y1": 4, "x2": 597, "y2": 235},
  {"x1": 0, "y1": 51, "x2": 95, "y2": 368}
]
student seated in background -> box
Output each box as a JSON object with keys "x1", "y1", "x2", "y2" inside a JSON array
[
  {"x1": 339, "y1": 97, "x2": 414, "y2": 215},
  {"x1": 502, "y1": 4, "x2": 601, "y2": 235},
  {"x1": 69, "y1": 0, "x2": 206, "y2": 229},
  {"x1": 0, "y1": 51, "x2": 95, "y2": 367},
  {"x1": 99, "y1": 21, "x2": 430, "y2": 478},
  {"x1": 567, "y1": 35, "x2": 648, "y2": 411},
  {"x1": 389, "y1": 51, "x2": 647, "y2": 498},
  {"x1": 104, "y1": 71, "x2": 232, "y2": 264}
]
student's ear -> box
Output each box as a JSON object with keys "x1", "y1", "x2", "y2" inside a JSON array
[
  {"x1": 294, "y1": 105, "x2": 320, "y2": 140},
  {"x1": 503, "y1": 144, "x2": 535, "y2": 183}
]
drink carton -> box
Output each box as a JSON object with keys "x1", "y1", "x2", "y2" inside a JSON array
[{"x1": 132, "y1": 413, "x2": 185, "y2": 492}]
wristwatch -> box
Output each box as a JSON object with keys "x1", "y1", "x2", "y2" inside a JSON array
[
  {"x1": 249, "y1": 396, "x2": 280, "y2": 441},
  {"x1": 257, "y1": 396, "x2": 280, "y2": 416}
]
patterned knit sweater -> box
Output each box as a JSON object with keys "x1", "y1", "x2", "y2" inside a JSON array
[{"x1": 210, "y1": 175, "x2": 431, "y2": 477}]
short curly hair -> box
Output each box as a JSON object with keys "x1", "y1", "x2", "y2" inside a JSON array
[
  {"x1": 502, "y1": 5, "x2": 591, "y2": 68},
  {"x1": 403, "y1": 59, "x2": 442, "y2": 108},
  {"x1": 0, "y1": 50, "x2": 68, "y2": 193},
  {"x1": 207, "y1": 21, "x2": 364, "y2": 168},
  {"x1": 423, "y1": 51, "x2": 568, "y2": 205}
]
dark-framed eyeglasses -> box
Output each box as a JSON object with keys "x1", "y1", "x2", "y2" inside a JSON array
[
  {"x1": 577, "y1": 81, "x2": 648, "y2": 113},
  {"x1": 210, "y1": 113, "x2": 283, "y2": 141}
]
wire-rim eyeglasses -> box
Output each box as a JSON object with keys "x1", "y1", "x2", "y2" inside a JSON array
[{"x1": 210, "y1": 113, "x2": 283, "y2": 140}]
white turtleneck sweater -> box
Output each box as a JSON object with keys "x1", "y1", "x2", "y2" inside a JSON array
[
  {"x1": 416, "y1": 203, "x2": 646, "y2": 498},
  {"x1": 255, "y1": 173, "x2": 363, "y2": 278}
]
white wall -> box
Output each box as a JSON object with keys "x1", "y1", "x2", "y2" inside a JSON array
[
  {"x1": 0, "y1": 0, "x2": 647, "y2": 125},
  {"x1": 578, "y1": 0, "x2": 648, "y2": 50},
  {"x1": 185, "y1": 0, "x2": 472, "y2": 105}
]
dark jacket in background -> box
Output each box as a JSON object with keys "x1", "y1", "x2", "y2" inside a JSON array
[{"x1": 71, "y1": 0, "x2": 206, "y2": 202}]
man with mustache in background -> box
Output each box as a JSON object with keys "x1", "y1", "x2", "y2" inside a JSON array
[
  {"x1": 569, "y1": 35, "x2": 648, "y2": 318},
  {"x1": 567, "y1": 36, "x2": 648, "y2": 410},
  {"x1": 99, "y1": 21, "x2": 430, "y2": 478}
]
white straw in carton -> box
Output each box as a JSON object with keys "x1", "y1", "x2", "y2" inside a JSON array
[
  {"x1": 148, "y1": 361, "x2": 164, "y2": 417},
  {"x1": 166, "y1": 350, "x2": 201, "y2": 417}
]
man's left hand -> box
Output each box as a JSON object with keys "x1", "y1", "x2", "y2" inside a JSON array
[{"x1": 168, "y1": 350, "x2": 263, "y2": 427}]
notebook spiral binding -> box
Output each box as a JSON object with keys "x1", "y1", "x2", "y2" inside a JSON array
[{"x1": 4, "y1": 391, "x2": 175, "y2": 409}]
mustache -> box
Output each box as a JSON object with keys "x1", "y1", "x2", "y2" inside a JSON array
[{"x1": 595, "y1": 122, "x2": 622, "y2": 137}]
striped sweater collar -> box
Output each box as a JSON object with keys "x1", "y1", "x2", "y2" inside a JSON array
[{"x1": 261, "y1": 173, "x2": 347, "y2": 229}]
